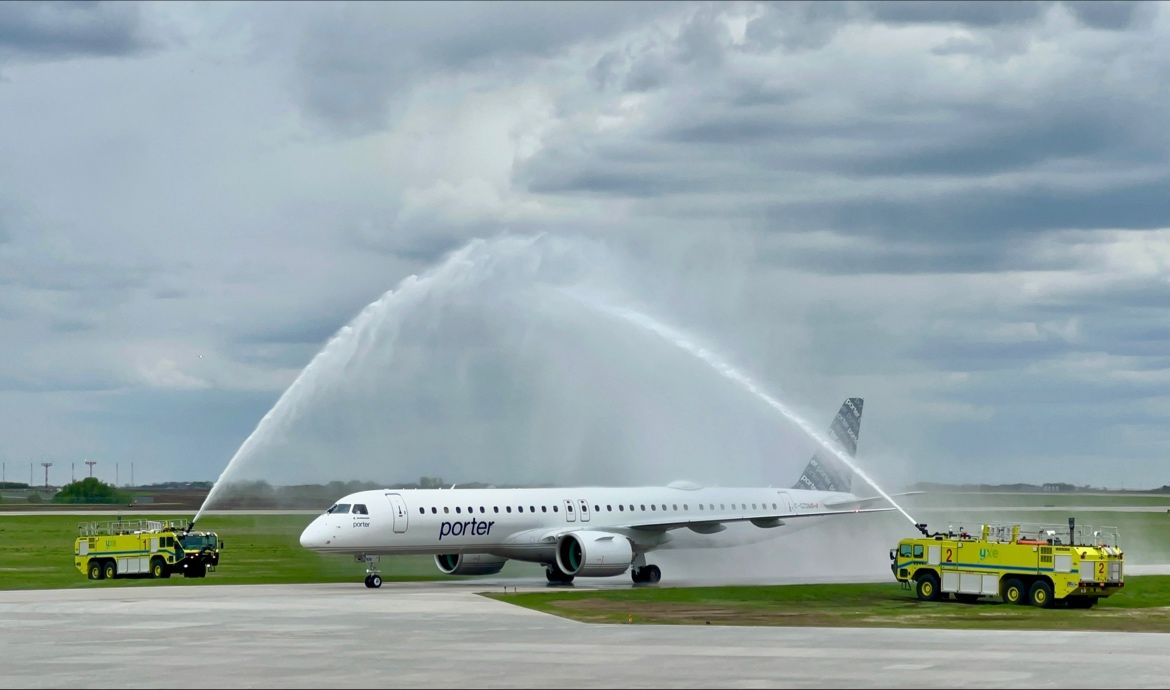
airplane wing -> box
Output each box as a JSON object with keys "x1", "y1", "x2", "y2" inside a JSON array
[
  {"x1": 504, "y1": 507, "x2": 897, "y2": 547},
  {"x1": 823, "y1": 492, "x2": 923, "y2": 510},
  {"x1": 623, "y1": 506, "x2": 896, "y2": 534}
]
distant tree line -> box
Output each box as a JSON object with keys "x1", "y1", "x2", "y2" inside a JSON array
[{"x1": 52, "y1": 478, "x2": 132, "y2": 505}]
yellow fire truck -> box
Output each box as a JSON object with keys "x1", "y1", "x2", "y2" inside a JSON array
[
  {"x1": 891, "y1": 518, "x2": 1123, "y2": 608},
  {"x1": 74, "y1": 520, "x2": 223, "y2": 580}
]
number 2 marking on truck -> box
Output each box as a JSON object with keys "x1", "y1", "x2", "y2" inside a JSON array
[
  {"x1": 1098, "y1": 561, "x2": 1106, "y2": 578},
  {"x1": 945, "y1": 548, "x2": 954, "y2": 562}
]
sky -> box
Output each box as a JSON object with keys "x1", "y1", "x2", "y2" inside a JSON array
[{"x1": 1, "y1": 1, "x2": 1168, "y2": 491}]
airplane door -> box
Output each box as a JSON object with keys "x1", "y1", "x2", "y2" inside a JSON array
[
  {"x1": 385, "y1": 493, "x2": 409, "y2": 534},
  {"x1": 578, "y1": 499, "x2": 591, "y2": 522},
  {"x1": 775, "y1": 492, "x2": 793, "y2": 514},
  {"x1": 563, "y1": 499, "x2": 576, "y2": 522}
]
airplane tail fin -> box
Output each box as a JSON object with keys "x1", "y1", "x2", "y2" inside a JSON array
[{"x1": 791, "y1": 397, "x2": 863, "y2": 493}]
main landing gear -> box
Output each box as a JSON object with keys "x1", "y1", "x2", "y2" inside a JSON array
[
  {"x1": 630, "y1": 565, "x2": 661, "y2": 585},
  {"x1": 357, "y1": 554, "x2": 382, "y2": 588},
  {"x1": 545, "y1": 564, "x2": 575, "y2": 586}
]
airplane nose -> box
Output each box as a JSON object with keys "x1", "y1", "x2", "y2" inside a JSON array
[{"x1": 299, "y1": 518, "x2": 326, "y2": 550}]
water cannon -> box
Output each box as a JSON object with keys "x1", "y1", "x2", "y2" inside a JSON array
[
  {"x1": 185, "y1": 519, "x2": 194, "y2": 533},
  {"x1": 914, "y1": 523, "x2": 930, "y2": 537}
]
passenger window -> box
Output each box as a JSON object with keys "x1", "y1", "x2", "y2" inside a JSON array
[
  {"x1": 432, "y1": 507, "x2": 437, "y2": 514},
  {"x1": 353, "y1": 504, "x2": 368, "y2": 515},
  {"x1": 567, "y1": 504, "x2": 574, "y2": 512},
  {"x1": 640, "y1": 504, "x2": 646, "y2": 511},
  {"x1": 899, "y1": 544, "x2": 912, "y2": 557},
  {"x1": 529, "y1": 506, "x2": 535, "y2": 513},
  {"x1": 629, "y1": 504, "x2": 635, "y2": 511},
  {"x1": 607, "y1": 505, "x2": 613, "y2": 511},
  {"x1": 493, "y1": 506, "x2": 499, "y2": 513},
  {"x1": 772, "y1": 503, "x2": 777, "y2": 509},
  {"x1": 619, "y1": 505, "x2": 625, "y2": 511},
  {"x1": 672, "y1": 504, "x2": 678, "y2": 511},
  {"x1": 752, "y1": 504, "x2": 757, "y2": 510},
  {"x1": 720, "y1": 504, "x2": 725, "y2": 510},
  {"x1": 443, "y1": 507, "x2": 449, "y2": 514},
  {"x1": 699, "y1": 504, "x2": 704, "y2": 510},
  {"x1": 552, "y1": 505, "x2": 558, "y2": 512},
  {"x1": 518, "y1": 506, "x2": 524, "y2": 513},
  {"x1": 595, "y1": 505, "x2": 600, "y2": 512},
  {"x1": 456, "y1": 507, "x2": 462, "y2": 514},
  {"x1": 541, "y1": 506, "x2": 547, "y2": 513},
  {"x1": 506, "y1": 506, "x2": 512, "y2": 513},
  {"x1": 419, "y1": 508, "x2": 425, "y2": 515},
  {"x1": 913, "y1": 545, "x2": 924, "y2": 558},
  {"x1": 683, "y1": 504, "x2": 688, "y2": 510},
  {"x1": 709, "y1": 504, "x2": 715, "y2": 510},
  {"x1": 661, "y1": 504, "x2": 667, "y2": 511},
  {"x1": 651, "y1": 504, "x2": 657, "y2": 511},
  {"x1": 480, "y1": 507, "x2": 485, "y2": 514}
]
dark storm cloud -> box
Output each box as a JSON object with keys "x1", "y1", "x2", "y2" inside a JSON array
[
  {"x1": 774, "y1": 177, "x2": 1170, "y2": 239},
  {"x1": 865, "y1": 1, "x2": 1050, "y2": 27},
  {"x1": 1062, "y1": 1, "x2": 1153, "y2": 30},
  {"x1": 0, "y1": 1, "x2": 153, "y2": 61},
  {"x1": 766, "y1": 239, "x2": 1020, "y2": 275},
  {"x1": 289, "y1": 1, "x2": 679, "y2": 134}
]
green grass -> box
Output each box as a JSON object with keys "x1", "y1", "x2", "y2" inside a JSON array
[
  {"x1": 485, "y1": 577, "x2": 1170, "y2": 631},
  {"x1": 0, "y1": 513, "x2": 446, "y2": 589}
]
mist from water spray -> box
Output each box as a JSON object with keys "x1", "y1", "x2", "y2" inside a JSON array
[
  {"x1": 193, "y1": 237, "x2": 540, "y2": 524},
  {"x1": 566, "y1": 292, "x2": 919, "y2": 528}
]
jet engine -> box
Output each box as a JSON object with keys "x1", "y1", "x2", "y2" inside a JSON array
[
  {"x1": 434, "y1": 553, "x2": 508, "y2": 576},
  {"x1": 555, "y1": 531, "x2": 634, "y2": 577}
]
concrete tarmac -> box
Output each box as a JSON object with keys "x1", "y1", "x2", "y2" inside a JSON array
[{"x1": 2, "y1": 582, "x2": 1169, "y2": 688}]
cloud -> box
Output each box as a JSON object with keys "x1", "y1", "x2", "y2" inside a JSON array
[
  {"x1": 0, "y1": 1, "x2": 154, "y2": 61},
  {"x1": 1, "y1": 2, "x2": 1169, "y2": 490},
  {"x1": 285, "y1": 1, "x2": 680, "y2": 134}
]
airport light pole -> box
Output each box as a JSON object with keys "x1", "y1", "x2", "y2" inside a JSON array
[
  {"x1": 85, "y1": 460, "x2": 97, "y2": 478},
  {"x1": 41, "y1": 462, "x2": 53, "y2": 488}
]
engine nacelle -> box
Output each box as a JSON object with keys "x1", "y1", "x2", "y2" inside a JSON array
[
  {"x1": 555, "y1": 531, "x2": 634, "y2": 577},
  {"x1": 434, "y1": 553, "x2": 508, "y2": 576}
]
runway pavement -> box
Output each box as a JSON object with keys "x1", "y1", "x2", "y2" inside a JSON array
[{"x1": 2, "y1": 581, "x2": 1169, "y2": 688}]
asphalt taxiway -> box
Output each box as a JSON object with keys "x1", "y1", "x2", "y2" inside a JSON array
[{"x1": 2, "y1": 581, "x2": 1169, "y2": 688}]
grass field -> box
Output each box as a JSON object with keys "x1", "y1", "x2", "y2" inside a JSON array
[
  {"x1": 4, "y1": 491, "x2": 1169, "y2": 639},
  {"x1": 0, "y1": 513, "x2": 452, "y2": 590},
  {"x1": 486, "y1": 576, "x2": 1170, "y2": 632}
]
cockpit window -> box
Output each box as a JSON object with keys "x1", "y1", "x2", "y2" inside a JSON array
[
  {"x1": 353, "y1": 504, "x2": 368, "y2": 515},
  {"x1": 327, "y1": 503, "x2": 351, "y2": 514}
]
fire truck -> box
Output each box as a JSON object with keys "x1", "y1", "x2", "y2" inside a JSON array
[
  {"x1": 891, "y1": 518, "x2": 1123, "y2": 608},
  {"x1": 74, "y1": 519, "x2": 223, "y2": 580}
]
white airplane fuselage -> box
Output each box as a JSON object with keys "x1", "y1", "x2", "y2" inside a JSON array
[{"x1": 299, "y1": 484, "x2": 859, "y2": 560}]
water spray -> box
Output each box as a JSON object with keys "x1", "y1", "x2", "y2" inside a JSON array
[{"x1": 567, "y1": 291, "x2": 920, "y2": 529}]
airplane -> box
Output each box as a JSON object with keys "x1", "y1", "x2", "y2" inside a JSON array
[{"x1": 299, "y1": 397, "x2": 895, "y2": 588}]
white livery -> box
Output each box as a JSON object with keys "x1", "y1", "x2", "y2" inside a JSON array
[{"x1": 300, "y1": 398, "x2": 891, "y2": 587}]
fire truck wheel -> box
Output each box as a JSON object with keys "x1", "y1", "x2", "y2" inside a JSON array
[
  {"x1": 1028, "y1": 580, "x2": 1054, "y2": 608},
  {"x1": 1002, "y1": 578, "x2": 1025, "y2": 605},
  {"x1": 103, "y1": 561, "x2": 116, "y2": 580},
  {"x1": 915, "y1": 573, "x2": 941, "y2": 601},
  {"x1": 150, "y1": 558, "x2": 166, "y2": 578},
  {"x1": 88, "y1": 560, "x2": 102, "y2": 580}
]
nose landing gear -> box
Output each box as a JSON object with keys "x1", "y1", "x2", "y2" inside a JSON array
[{"x1": 356, "y1": 553, "x2": 382, "y2": 588}]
